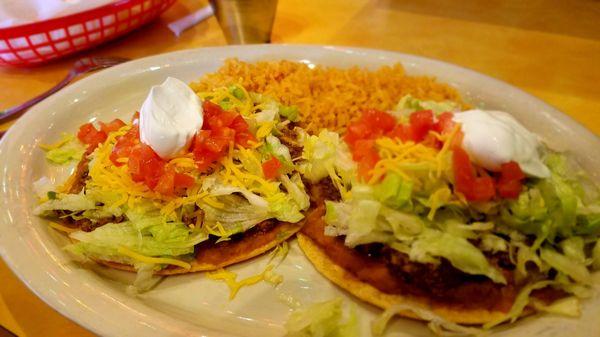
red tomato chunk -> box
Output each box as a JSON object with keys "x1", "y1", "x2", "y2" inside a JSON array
[
  {"x1": 497, "y1": 161, "x2": 525, "y2": 199},
  {"x1": 77, "y1": 118, "x2": 126, "y2": 151},
  {"x1": 192, "y1": 101, "x2": 255, "y2": 172},
  {"x1": 262, "y1": 155, "x2": 282, "y2": 180}
]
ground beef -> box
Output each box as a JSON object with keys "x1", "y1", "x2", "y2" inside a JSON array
[
  {"x1": 307, "y1": 178, "x2": 341, "y2": 203},
  {"x1": 278, "y1": 122, "x2": 303, "y2": 159},
  {"x1": 67, "y1": 155, "x2": 90, "y2": 194}
]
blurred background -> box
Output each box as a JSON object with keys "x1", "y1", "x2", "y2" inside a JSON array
[{"x1": 0, "y1": 0, "x2": 599, "y2": 336}]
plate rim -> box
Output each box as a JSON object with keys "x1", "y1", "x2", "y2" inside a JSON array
[{"x1": 1, "y1": 44, "x2": 598, "y2": 337}]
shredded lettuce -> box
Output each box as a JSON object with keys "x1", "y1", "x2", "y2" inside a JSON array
[
  {"x1": 372, "y1": 173, "x2": 412, "y2": 209},
  {"x1": 540, "y1": 246, "x2": 592, "y2": 285},
  {"x1": 392, "y1": 94, "x2": 459, "y2": 118},
  {"x1": 200, "y1": 194, "x2": 270, "y2": 236},
  {"x1": 280, "y1": 173, "x2": 310, "y2": 211},
  {"x1": 66, "y1": 217, "x2": 207, "y2": 262},
  {"x1": 267, "y1": 175, "x2": 310, "y2": 223},
  {"x1": 34, "y1": 189, "x2": 125, "y2": 220},
  {"x1": 265, "y1": 134, "x2": 293, "y2": 168},
  {"x1": 298, "y1": 129, "x2": 356, "y2": 186},
  {"x1": 559, "y1": 237, "x2": 587, "y2": 265},
  {"x1": 126, "y1": 263, "x2": 163, "y2": 294},
  {"x1": 285, "y1": 298, "x2": 358, "y2": 337},
  {"x1": 34, "y1": 193, "x2": 96, "y2": 215},
  {"x1": 46, "y1": 146, "x2": 85, "y2": 164},
  {"x1": 410, "y1": 228, "x2": 506, "y2": 284},
  {"x1": 40, "y1": 133, "x2": 85, "y2": 164},
  {"x1": 200, "y1": 174, "x2": 309, "y2": 233}
]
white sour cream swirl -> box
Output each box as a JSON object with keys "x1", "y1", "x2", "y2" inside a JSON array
[
  {"x1": 453, "y1": 109, "x2": 550, "y2": 178},
  {"x1": 139, "y1": 77, "x2": 203, "y2": 159}
]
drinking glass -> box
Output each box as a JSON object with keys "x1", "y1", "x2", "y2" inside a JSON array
[{"x1": 209, "y1": 0, "x2": 278, "y2": 44}]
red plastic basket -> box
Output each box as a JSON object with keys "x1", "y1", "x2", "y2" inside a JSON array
[{"x1": 0, "y1": 0, "x2": 175, "y2": 67}]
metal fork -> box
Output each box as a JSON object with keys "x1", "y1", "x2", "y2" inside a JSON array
[{"x1": 0, "y1": 56, "x2": 129, "y2": 124}]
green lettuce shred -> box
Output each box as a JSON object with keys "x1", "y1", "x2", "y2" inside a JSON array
[
  {"x1": 298, "y1": 129, "x2": 356, "y2": 186},
  {"x1": 285, "y1": 298, "x2": 358, "y2": 337},
  {"x1": 67, "y1": 217, "x2": 207, "y2": 262},
  {"x1": 40, "y1": 133, "x2": 85, "y2": 164},
  {"x1": 392, "y1": 94, "x2": 459, "y2": 118}
]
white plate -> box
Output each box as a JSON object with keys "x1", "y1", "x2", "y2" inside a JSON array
[{"x1": 1, "y1": 45, "x2": 599, "y2": 337}]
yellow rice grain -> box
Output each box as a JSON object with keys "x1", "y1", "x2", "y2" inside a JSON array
[{"x1": 191, "y1": 58, "x2": 465, "y2": 134}]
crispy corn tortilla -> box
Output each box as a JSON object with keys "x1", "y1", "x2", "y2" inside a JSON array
[
  {"x1": 100, "y1": 220, "x2": 303, "y2": 275},
  {"x1": 297, "y1": 233, "x2": 514, "y2": 324},
  {"x1": 61, "y1": 154, "x2": 304, "y2": 275},
  {"x1": 296, "y1": 182, "x2": 537, "y2": 324}
]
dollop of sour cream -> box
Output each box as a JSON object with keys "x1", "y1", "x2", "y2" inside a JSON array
[
  {"x1": 452, "y1": 109, "x2": 550, "y2": 178},
  {"x1": 139, "y1": 77, "x2": 203, "y2": 159}
]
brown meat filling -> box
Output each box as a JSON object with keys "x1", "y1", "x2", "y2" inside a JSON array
[
  {"x1": 193, "y1": 220, "x2": 283, "y2": 265},
  {"x1": 303, "y1": 180, "x2": 564, "y2": 312}
]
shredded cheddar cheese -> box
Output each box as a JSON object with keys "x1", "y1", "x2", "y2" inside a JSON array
[
  {"x1": 207, "y1": 265, "x2": 275, "y2": 299},
  {"x1": 206, "y1": 243, "x2": 289, "y2": 299},
  {"x1": 39, "y1": 133, "x2": 74, "y2": 151},
  {"x1": 368, "y1": 126, "x2": 465, "y2": 215}
]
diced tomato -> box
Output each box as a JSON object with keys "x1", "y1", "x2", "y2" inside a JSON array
[
  {"x1": 433, "y1": 112, "x2": 455, "y2": 134},
  {"x1": 344, "y1": 110, "x2": 396, "y2": 147},
  {"x1": 154, "y1": 169, "x2": 175, "y2": 196},
  {"x1": 128, "y1": 143, "x2": 165, "y2": 189},
  {"x1": 262, "y1": 155, "x2": 282, "y2": 180},
  {"x1": 386, "y1": 123, "x2": 411, "y2": 142},
  {"x1": 235, "y1": 131, "x2": 256, "y2": 147},
  {"x1": 77, "y1": 123, "x2": 107, "y2": 151},
  {"x1": 473, "y1": 174, "x2": 496, "y2": 202},
  {"x1": 99, "y1": 119, "x2": 126, "y2": 134},
  {"x1": 499, "y1": 161, "x2": 525, "y2": 181},
  {"x1": 352, "y1": 139, "x2": 380, "y2": 180},
  {"x1": 362, "y1": 109, "x2": 396, "y2": 133},
  {"x1": 195, "y1": 150, "x2": 221, "y2": 172},
  {"x1": 209, "y1": 127, "x2": 236, "y2": 153},
  {"x1": 408, "y1": 110, "x2": 435, "y2": 142},
  {"x1": 357, "y1": 150, "x2": 380, "y2": 180},
  {"x1": 174, "y1": 172, "x2": 195, "y2": 189},
  {"x1": 352, "y1": 139, "x2": 376, "y2": 161},
  {"x1": 192, "y1": 103, "x2": 254, "y2": 171},
  {"x1": 452, "y1": 146, "x2": 496, "y2": 202},
  {"x1": 202, "y1": 101, "x2": 224, "y2": 126},
  {"x1": 155, "y1": 171, "x2": 195, "y2": 196},
  {"x1": 452, "y1": 146, "x2": 475, "y2": 195},
  {"x1": 421, "y1": 133, "x2": 442, "y2": 149},
  {"x1": 110, "y1": 125, "x2": 140, "y2": 165},
  {"x1": 127, "y1": 148, "x2": 143, "y2": 181},
  {"x1": 497, "y1": 161, "x2": 525, "y2": 198},
  {"x1": 344, "y1": 123, "x2": 370, "y2": 147},
  {"x1": 208, "y1": 109, "x2": 237, "y2": 129},
  {"x1": 230, "y1": 115, "x2": 250, "y2": 133}
]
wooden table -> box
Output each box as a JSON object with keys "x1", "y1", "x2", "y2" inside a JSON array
[{"x1": 1, "y1": 0, "x2": 598, "y2": 335}]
